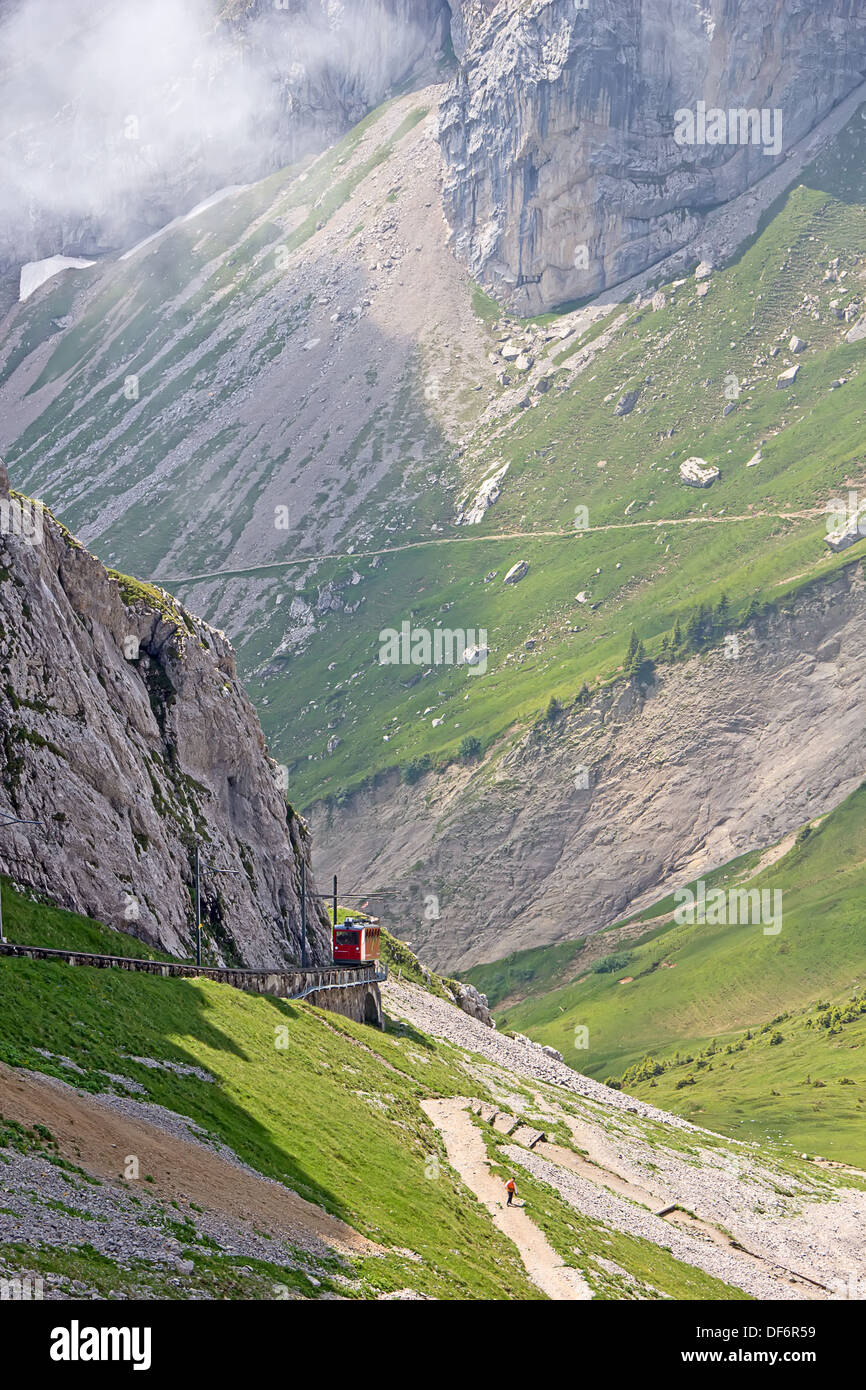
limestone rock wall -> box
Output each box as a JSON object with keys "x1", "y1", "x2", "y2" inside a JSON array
[
  {"x1": 0, "y1": 465, "x2": 331, "y2": 967},
  {"x1": 439, "y1": 0, "x2": 866, "y2": 312}
]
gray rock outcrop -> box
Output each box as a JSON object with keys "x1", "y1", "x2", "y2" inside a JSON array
[
  {"x1": 0, "y1": 466, "x2": 331, "y2": 966},
  {"x1": 439, "y1": 0, "x2": 866, "y2": 312},
  {"x1": 453, "y1": 980, "x2": 494, "y2": 1026},
  {"x1": 614, "y1": 390, "x2": 641, "y2": 418}
]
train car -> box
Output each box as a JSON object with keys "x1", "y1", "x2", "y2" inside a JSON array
[{"x1": 332, "y1": 915, "x2": 381, "y2": 965}]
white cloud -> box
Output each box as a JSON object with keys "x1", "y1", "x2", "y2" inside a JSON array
[{"x1": 0, "y1": 0, "x2": 443, "y2": 262}]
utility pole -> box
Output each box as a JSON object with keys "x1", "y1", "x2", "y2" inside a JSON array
[
  {"x1": 300, "y1": 859, "x2": 307, "y2": 969},
  {"x1": 0, "y1": 813, "x2": 43, "y2": 944},
  {"x1": 193, "y1": 844, "x2": 202, "y2": 968},
  {"x1": 333, "y1": 874, "x2": 338, "y2": 931}
]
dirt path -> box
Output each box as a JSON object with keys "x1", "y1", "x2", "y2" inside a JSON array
[
  {"x1": 159, "y1": 509, "x2": 831, "y2": 585},
  {"x1": 752, "y1": 831, "x2": 798, "y2": 875},
  {"x1": 0, "y1": 1062, "x2": 376, "y2": 1259},
  {"x1": 530, "y1": 1138, "x2": 823, "y2": 1295},
  {"x1": 421, "y1": 1096, "x2": 591, "y2": 1300}
]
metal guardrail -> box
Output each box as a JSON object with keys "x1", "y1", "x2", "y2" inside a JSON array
[
  {"x1": 0, "y1": 942, "x2": 388, "y2": 993},
  {"x1": 287, "y1": 963, "x2": 388, "y2": 1001}
]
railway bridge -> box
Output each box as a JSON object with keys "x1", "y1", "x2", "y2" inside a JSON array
[{"x1": 0, "y1": 943, "x2": 387, "y2": 1028}]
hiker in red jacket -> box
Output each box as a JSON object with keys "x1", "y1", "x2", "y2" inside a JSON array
[{"x1": 506, "y1": 1177, "x2": 516, "y2": 1207}]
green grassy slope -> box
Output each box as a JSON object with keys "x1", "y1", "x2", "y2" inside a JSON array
[
  {"x1": 0, "y1": 889, "x2": 537, "y2": 1300},
  {"x1": 0, "y1": 878, "x2": 178, "y2": 960},
  {"x1": 498, "y1": 783, "x2": 866, "y2": 1163},
  {"x1": 463, "y1": 937, "x2": 588, "y2": 1011},
  {"x1": 4, "y1": 99, "x2": 445, "y2": 584},
  {"x1": 612, "y1": 993, "x2": 866, "y2": 1165},
  {"x1": 0, "y1": 889, "x2": 747, "y2": 1299},
  {"x1": 4, "y1": 103, "x2": 866, "y2": 808},
  {"x1": 210, "y1": 106, "x2": 866, "y2": 805},
  {"x1": 463, "y1": 846, "x2": 771, "y2": 1009}
]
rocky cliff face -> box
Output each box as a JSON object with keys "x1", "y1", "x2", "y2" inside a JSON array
[
  {"x1": 227, "y1": 1, "x2": 451, "y2": 161},
  {"x1": 0, "y1": 466, "x2": 331, "y2": 966},
  {"x1": 447, "y1": 0, "x2": 499, "y2": 59},
  {"x1": 311, "y1": 564, "x2": 866, "y2": 971},
  {"x1": 439, "y1": 0, "x2": 866, "y2": 312}
]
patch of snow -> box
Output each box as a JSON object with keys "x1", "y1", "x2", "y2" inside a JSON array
[{"x1": 19, "y1": 256, "x2": 95, "y2": 303}]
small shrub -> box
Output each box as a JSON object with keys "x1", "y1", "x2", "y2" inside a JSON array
[
  {"x1": 592, "y1": 952, "x2": 632, "y2": 975},
  {"x1": 402, "y1": 754, "x2": 432, "y2": 785}
]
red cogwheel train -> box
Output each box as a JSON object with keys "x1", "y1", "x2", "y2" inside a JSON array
[{"x1": 332, "y1": 915, "x2": 381, "y2": 965}]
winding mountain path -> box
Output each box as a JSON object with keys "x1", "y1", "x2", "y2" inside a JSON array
[
  {"x1": 157, "y1": 509, "x2": 830, "y2": 586},
  {"x1": 421, "y1": 1096, "x2": 591, "y2": 1301}
]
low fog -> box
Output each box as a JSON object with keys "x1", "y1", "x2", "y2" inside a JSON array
[{"x1": 0, "y1": 0, "x2": 448, "y2": 268}]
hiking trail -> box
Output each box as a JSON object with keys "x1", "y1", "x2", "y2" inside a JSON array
[{"x1": 421, "y1": 1096, "x2": 591, "y2": 1301}]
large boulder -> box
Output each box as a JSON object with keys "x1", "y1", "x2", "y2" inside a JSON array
[
  {"x1": 453, "y1": 981, "x2": 495, "y2": 1027},
  {"x1": 680, "y1": 457, "x2": 720, "y2": 487},
  {"x1": 614, "y1": 389, "x2": 641, "y2": 417}
]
